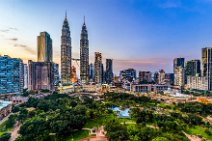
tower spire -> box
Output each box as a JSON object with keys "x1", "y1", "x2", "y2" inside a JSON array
[{"x1": 65, "y1": 11, "x2": 67, "y2": 19}]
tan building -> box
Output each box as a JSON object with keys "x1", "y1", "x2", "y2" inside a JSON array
[
  {"x1": 94, "y1": 52, "x2": 102, "y2": 83},
  {"x1": 174, "y1": 66, "x2": 185, "y2": 86},
  {"x1": 37, "y1": 32, "x2": 52, "y2": 62},
  {"x1": 158, "y1": 69, "x2": 165, "y2": 84}
]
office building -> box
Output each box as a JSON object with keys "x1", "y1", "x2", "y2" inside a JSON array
[
  {"x1": 187, "y1": 76, "x2": 208, "y2": 91},
  {"x1": 94, "y1": 52, "x2": 102, "y2": 83},
  {"x1": 138, "y1": 71, "x2": 152, "y2": 82},
  {"x1": 120, "y1": 68, "x2": 136, "y2": 82},
  {"x1": 153, "y1": 72, "x2": 159, "y2": 84},
  {"x1": 37, "y1": 32, "x2": 52, "y2": 62},
  {"x1": 202, "y1": 48, "x2": 212, "y2": 91},
  {"x1": 28, "y1": 60, "x2": 54, "y2": 91},
  {"x1": 158, "y1": 69, "x2": 165, "y2": 84},
  {"x1": 173, "y1": 58, "x2": 185, "y2": 70},
  {"x1": 53, "y1": 63, "x2": 59, "y2": 84},
  {"x1": 174, "y1": 66, "x2": 185, "y2": 86},
  {"x1": 105, "y1": 59, "x2": 113, "y2": 84},
  {"x1": 23, "y1": 64, "x2": 28, "y2": 89},
  {"x1": 80, "y1": 17, "x2": 89, "y2": 83},
  {"x1": 165, "y1": 73, "x2": 174, "y2": 85},
  {"x1": 89, "y1": 63, "x2": 94, "y2": 82},
  {"x1": 61, "y1": 13, "x2": 72, "y2": 84},
  {"x1": 0, "y1": 55, "x2": 24, "y2": 94},
  {"x1": 185, "y1": 60, "x2": 201, "y2": 77}
]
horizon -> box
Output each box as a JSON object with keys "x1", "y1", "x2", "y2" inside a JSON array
[{"x1": 1, "y1": 0, "x2": 212, "y2": 75}]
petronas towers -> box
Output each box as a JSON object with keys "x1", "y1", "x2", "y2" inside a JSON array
[
  {"x1": 61, "y1": 14, "x2": 89, "y2": 84},
  {"x1": 61, "y1": 13, "x2": 72, "y2": 84},
  {"x1": 80, "y1": 18, "x2": 89, "y2": 83}
]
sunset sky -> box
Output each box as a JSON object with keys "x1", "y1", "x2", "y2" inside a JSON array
[{"x1": 1, "y1": 0, "x2": 212, "y2": 75}]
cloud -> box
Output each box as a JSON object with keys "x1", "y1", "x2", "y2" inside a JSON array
[
  {"x1": 0, "y1": 29, "x2": 10, "y2": 33},
  {"x1": 8, "y1": 38, "x2": 18, "y2": 41},
  {"x1": 0, "y1": 27, "x2": 18, "y2": 33},
  {"x1": 14, "y1": 43, "x2": 36, "y2": 55}
]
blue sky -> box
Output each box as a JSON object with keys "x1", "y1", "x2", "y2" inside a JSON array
[{"x1": 1, "y1": 0, "x2": 212, "y2": 75}]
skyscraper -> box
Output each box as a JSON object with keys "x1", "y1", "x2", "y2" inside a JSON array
[
  {"x1": 37, "y1": 32, "x2": 52, "y2": 62},
  {"x1": 80, "y1": 17, "x2": 89, "y2": 83},
  {"x1": 23, "y1": 64, "x2": 28, "y2": 89},
  {"x1": 101, "y1": 64, "x2": 105, "y2": 83},
  {"x1": 61, "y1": 13, "x2": 72, "y2": 84},
  {"x1": 105, "y1": 59, "x2": 113, "y2": 84},
  {"x1": 185, "y1": 60, "x2": 201, "y2": 77},
  {"x1": 94, "y1": 52, "x2": 102, "y2": 83},
  {"x1": 173, "y1": 58, "x2": 185, "y2": 71},
  {"x1": 202, "y1": 47, "x2": 212, "y2": 90},
  {"x1": 158, "y1": 69, "x2": 165, "y2": 84},
  {"x1": 0, "y1": 55, "x2": 24, "y2": 94},
  {"x1": 28, "y1": 60, "x2": 54, "y2": 91},
  {"x1": 89, "y1": 63, "x2": 94, "y2": 82},
  {"x1": 174, "y1": 66, "x2": 185, "y2": 86}
]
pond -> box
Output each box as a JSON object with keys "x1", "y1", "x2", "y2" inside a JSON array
[{"x1": 110, "y1": 107, "x2": 130, "y2": 118}]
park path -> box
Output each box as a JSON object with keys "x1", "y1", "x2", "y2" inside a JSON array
[{"x1": 9, "y1": 122, "x2": 21, "y2": 141}]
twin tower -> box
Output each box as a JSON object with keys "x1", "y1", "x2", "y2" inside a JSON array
[{"x1": 61, "y1": 13, "x2": 89, "y2": 84}]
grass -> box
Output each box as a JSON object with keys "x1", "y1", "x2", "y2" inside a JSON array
[
  {"x1": 186, "y1": 126, "x2": 212, "y2": 140},
  {"x1": 66, "y1": 130, "x2": 89, "y2": 141}
]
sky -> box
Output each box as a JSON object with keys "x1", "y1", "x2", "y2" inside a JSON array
[{"x1": 1, "y1": 0, "x2": 212, "y2": 75}]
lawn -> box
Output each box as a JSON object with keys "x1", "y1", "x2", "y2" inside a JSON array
[
  {"x1": 84, "y1": 114, "x2": 116, "y2": 128},
  {"x1": 66, "y1": 130, "x2": 89, "y2": 141},
  {"x1": 186, "y1": 126, "x2": 212, "y2": 140}
]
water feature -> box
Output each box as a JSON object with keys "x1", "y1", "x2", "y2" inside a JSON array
[{"x1": 110, "y1": 107, "x2": 130, "y2": 118}]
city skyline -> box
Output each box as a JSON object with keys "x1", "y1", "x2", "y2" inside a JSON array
[{"x1": 2, "y1": 0, "x2": 212, "y2": 74}]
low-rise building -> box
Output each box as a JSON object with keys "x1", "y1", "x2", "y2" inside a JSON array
[
  {"x1": 130, "y1": 84, "x2": 168, "y2": 93},
  {"x1": 187, "y1": 76, "x2": 208, "y2": 91}
]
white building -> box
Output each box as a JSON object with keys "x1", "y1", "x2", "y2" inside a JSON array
[
  {"x1": 130, "y1": 84, "x2": 168, "y2": 93},
  {"x1": 187, "y1": 76, "x2": 208, "y2": 91}
]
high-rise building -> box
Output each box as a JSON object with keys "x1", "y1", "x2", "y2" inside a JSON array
[
  {"x1": 105, "y1": 59, "x2": 113, "y2": 84},
  {"x1": 0, "y1": 55, "x2": 24, "y2": 94},
  {"x1": 185, "y1": 60, "x2": 201, "y2": 84},
  {"x1": 101, "y1": 64, "x2": 105, "y2": 83},
  {"x1": 89, "y1": 63, "x2": 94, "y2": 82},
  {"x1": 173, "y1": 58, "x2": 185, "y2": 71},
  {"x1": 94, "y1": 52, "x2": 102, "y2": 83},
  {"x1": 174, "y1": 58, "x2": 185, "y2": 86},
  {"x1": 158, "y1": 69, "x2": 165, "y2": 84},
  {"x1": 120, "y1": 68, "x2": 136, "y2": 82},
  {"x1": 28, "y1": 60, "x2": 54, "y2": 91},
  {"x1": 37, "y1": 32, "x2": 52, "y2": 62},
  {"x1": 61, "y1": 13, "x2": 72, "y2": 84},
  {"x1": 185, "y1": 60, "x2": 201, "y2": 77},
  {"x1": 202, "y1": 47, "x2": 212, "y2": 90},
  {"x1": 80, "y1": 17, "x2": 89, "y2": 83},
  {"x1": 71, "y1": 66, "x2": 77, "y2": 83},
  {"x1": 187, "y1": 76, "x2": 208, "y2": 91},
  {"x1": 23, "y1": 64, "x2": 28, "y2": 89},
  {"x1": 174, "y1": 66, "x2": 185, "y2": 86},
  {"x1": 153, "y1": 72, "x2": 159, "y2": 84},
  {"x1": 165, "y1": 73, "x2": 174, "y2": 85},
  {"x1": 53, "y1": 63, "x2": 59, "y2": 84},
  {"x1": 138, "y1": 71, "x2": 152, "y2": 82}
]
